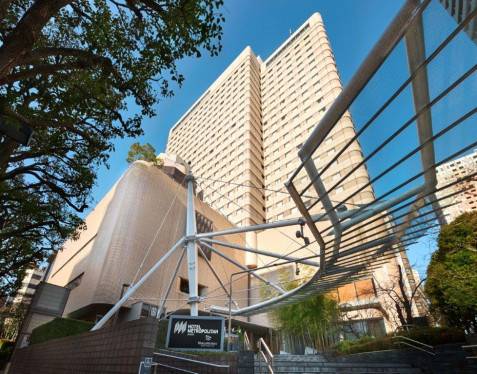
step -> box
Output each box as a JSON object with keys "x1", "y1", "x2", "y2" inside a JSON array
[
  {"x1": 255, "y1": 360, "x2": 419, "y2": 367},
  {"x1": 255, "y1": 369, "x2": 421, "y2": 374},
  {"x1": 254, "y1": 356, "x2": 422, "y2": 373}
]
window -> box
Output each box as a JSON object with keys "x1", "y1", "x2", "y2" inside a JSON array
[
  {"x1": 196, "y1": 212, "x2": 214, "y2": 260},
  {"x1": 179, "y1": 277, "x2": 208, "y2": 296},
  {"x1": 31, "y1": 273, "x2": 43, "y2": 281},
  {"x1": 66, "y1": 272, "x2": 84, "y2": 290}
]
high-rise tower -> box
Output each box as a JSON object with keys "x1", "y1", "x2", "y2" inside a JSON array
[{"x1": 166, "y1": 13, "x2": 423, "y2": 332}]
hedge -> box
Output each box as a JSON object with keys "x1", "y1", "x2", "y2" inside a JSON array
[
  {"x1": 334, "y1": 327, "x2": 466, "y2": 355},
  {"x1": 30, "y1": 317, "x2": 94, "y2": 345}
]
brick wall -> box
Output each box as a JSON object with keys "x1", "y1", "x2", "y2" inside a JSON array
[{"x1": 9, "y1": 318, "x2": 158, "y2": 374}]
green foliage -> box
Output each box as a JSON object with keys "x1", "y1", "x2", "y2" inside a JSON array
[
  {"x1": 30, "y1": 317, "x2": 94, "y2": 345},
  {"x1": 0, "y1": 302, "x2": 28, "y2": 340},
  {"x1": 0, "y1": 339, "x2": 13, "y2": 350},
  {"x1": 335, "y1": 335, "x2": 391, "y2": 355},
  {"x1": 0, "y1": 339, "x2": 14, "y2": 369},
  {"x1": 334, "y1": 327, "x2": 465, "y2": 355},
  {"x1": 425, "y1": 211, "x2": 477, "y2": 332},
  {"x1": 126, "y1": 142, "x2": 161, "y2": 166},
  {"x1": 0, "y1": 0, "x2": 224, "y2": 297},
  {"x1": 155, "y1": 319, "x2": 169, "y2": 349},
  {"x1": 264, "y1": 268, "x2": 340, "y2": 351},
  {"x1": 403, "y1": 326, "x2": 465, "y2": 346},
  {"x1": 273, "y1": 294, "x2": 339, "y2": 335}
]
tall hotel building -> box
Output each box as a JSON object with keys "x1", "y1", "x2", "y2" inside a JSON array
[
  {"x1": 436, "y1": 149, "x2": 477, "y2": 223},
  {"x1": 167, "y1": 13, "x2": 373, "y2": 253},
  {"x1": 167, "y1": 13, "x2": 423, "y2": 331}
]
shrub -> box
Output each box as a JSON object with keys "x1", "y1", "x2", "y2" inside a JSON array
[
  {"x1": 335, "y1": 335, "x2": 394, "y2": 355},
  {"x1": 0, "y1": 340, "x2": 15, "y2": 369},
  {"x1": 425, "y1": 211, "x2": 477, "y2": 332},
  {"x1": 334, "y1": 326, "x2": 466, "y2": 355},
  {"x1": 403, "y1": 326, "x2": 465, "y2": 345},
  {"x1": 155, "y1": 320, "x2": 169, "y2": 349},
  {"x1": 30, "y1": 318, "x2": 94, "y2": 345},
  {"x1": 0, "y1": 339, "x2": 14, "y2": 350}
]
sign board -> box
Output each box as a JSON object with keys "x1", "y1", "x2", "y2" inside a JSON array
[{"x1": 166, "y1": 315, "x2": 225, "y2": 351}]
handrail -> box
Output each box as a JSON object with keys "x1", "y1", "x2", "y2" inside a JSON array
[
  {"x1": 153, "y1": 352, "x2": 230, "y2": 369},
  {"x1": 393, "y1": 335, "x2": 434, "y2": 349},
  {"x1": 462, "y1": 344, "x2": 477, "y2": 360},
  {"x1": 259, "y1": 337, "x2": 274, "y2": 359},
  {"x1": 258, "y1": 337, "x2": 274, "y2": 374},
  {"x1": 259, "y1": 350, "x2": 274, "y2": 374},
  {"x1": 392, "y1": 335, "x2": 435, "y2": 356},
  {"x1": 156, "y1": 348, "x2": 199, "y2": 358},
  {"x1": 244, "y1": 331, "x2": 252, "y2": 351},
  {"x1": 153, "y1": 363, "x2": 198, "y2": 374}
]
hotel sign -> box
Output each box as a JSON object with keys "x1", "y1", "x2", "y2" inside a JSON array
[{"x1": 166, "y1": 315, "x2": 225, "y2": 351}]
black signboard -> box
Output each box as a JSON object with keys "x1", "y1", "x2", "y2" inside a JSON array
[{"x1": 166, "y1": 315, "x2": 225, "y2": 351}]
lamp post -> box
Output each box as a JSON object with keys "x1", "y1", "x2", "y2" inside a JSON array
[
  {"x1": 227, "y1": 257, "x2": 297, "y2": 351},
  {"x1": 227, "y1": 270, "x2": 241, "y2": 352}
]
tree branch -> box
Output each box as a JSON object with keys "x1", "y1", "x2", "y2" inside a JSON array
[
  {"x1": 0, "y1": 0, "x2": 72, "y2": 79},
  {"x1": 18, "y1": 47, "x2": 113, "y2": 68},
  {"x1": 0, "y1": 0, "x2": 13, "y2": 21},
  {"x1": 0, "y1": 59, "x2": 112, "y2": 85}
]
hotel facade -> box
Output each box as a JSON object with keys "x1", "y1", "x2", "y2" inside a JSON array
[
  {"x1": 44, "y1": 14, "x2": 427, "y2": 340},
  {"x1": 166, "y1": 13, "x2": 425, "y2": 333},
  {"x1": 436, "y1": 149, "x2": 477, "y2": 223}
]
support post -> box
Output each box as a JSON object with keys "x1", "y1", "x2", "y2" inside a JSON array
[
  {"x1": 185, "y1": 172, "x2": 199, "y2": 316},
  {"x1": 404, "y1": 13, "x2": 446, "y2": 225}
]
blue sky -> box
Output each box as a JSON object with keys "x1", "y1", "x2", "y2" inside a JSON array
[{"x1": 90, "y1": 1, "x2": 477, "y2": 278}]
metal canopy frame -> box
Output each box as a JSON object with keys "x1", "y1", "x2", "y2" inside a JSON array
[{"x1": 92, "y1": 0, "x2": 477, "y2": 330}]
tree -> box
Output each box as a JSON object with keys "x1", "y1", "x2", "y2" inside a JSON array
[
  {"x1": 0, "y1": 0, "x2": 224, "y2": 297},
  {"x1": 0, "y1": 302, "x2": 28, "y2": 341},
  {"x1": 126, "y1": 142, "x2": 162, "y2": 166},
  {"x1": 262, "y1": 267, "x2": 340, "y2": 352},
  {"x1": 425, "y1": 211, "x2": 477, "y2": 332},
  {"x1": 374, "y1": 264, "x2": 427, "y2": 329}
]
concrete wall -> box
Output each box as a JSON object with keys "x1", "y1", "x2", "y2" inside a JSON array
[{"x1": 47, "y1": 162, "x2": 249, "y2": 319}]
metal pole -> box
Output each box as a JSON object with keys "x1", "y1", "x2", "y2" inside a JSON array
[
  {"x1": 156, "y1": 248, "x2": 186, "y2": 319},
  {"x1": 295, "y1": 0, "x2": 423, "y2": 168},
  {"x1": 198, "y1": 241, "x2": 286, "y2": 294},
  {"x1": 185, "y1": 172, "x2": 199, "y2": 316},
  {"x1": 198, "y1": 245, "x2": 239, "y2": 309},
  {"x1": 228, "y1": 273, "x2": 233, "y2": 352},
  {"x1": 404, "y1": 14, "x2": 445, "y2": 225},
  {"x1": 227, "y1": 268, "x2": 255, "y2": 351},
  {"x1": 92, "y1": 237, "x2": 185, "y2": 331},
  {"x1": 112, "y1": 283, "x2": 130, "y2": 326},
  {"x1": 200, "y1": 238, "x2": 320, "y2": 267}
]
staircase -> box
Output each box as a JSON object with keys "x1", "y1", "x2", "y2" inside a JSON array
[
  {"x1": 331, "y1": 343, "x2": 477, "y2": 374},
  {"x1": 254, "y1": 354, "x2": 422, "y2": 373}
]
